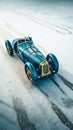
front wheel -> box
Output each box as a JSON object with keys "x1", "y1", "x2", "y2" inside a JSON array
[
  {"x1": 25, "y1": 62, "x2": 38, "y2": 82},
  {"x1": 25, "y1": 66, "x2": 33, "y2": 81},
  {"x1": 5, "y1": 40, "x2": 13, "y2": 56},
  {"x1": 46, "y1": 53, "x2": 59, "y2": 74}
]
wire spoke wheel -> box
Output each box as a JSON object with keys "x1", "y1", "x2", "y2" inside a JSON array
[{"x1": 26, "y1": 67, "x2": 32, "y2": 81}]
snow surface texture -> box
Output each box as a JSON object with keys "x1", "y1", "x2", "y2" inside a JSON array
[{"x1": 0, "y1": 0, "x2": 73, "y2": 130}]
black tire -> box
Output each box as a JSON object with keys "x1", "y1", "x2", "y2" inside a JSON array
[
  {"x1": 46, "y1": 53, "x2": 59, "y2": 74},
  {"x1": 5, "y1": 40, "x2": 13, "y2": 56}
]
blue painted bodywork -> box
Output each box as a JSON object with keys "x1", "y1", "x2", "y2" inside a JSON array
[
  {"x1": 12, "y1": 38, "x2": 46, "y2": 67},
  {"x1": 11, "y1": 37, "x2": 59, "y2": 78}
]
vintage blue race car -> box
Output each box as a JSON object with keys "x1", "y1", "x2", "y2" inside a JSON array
[{"x1": 5, "y1": 36, "x2": 59, "y2": 81}]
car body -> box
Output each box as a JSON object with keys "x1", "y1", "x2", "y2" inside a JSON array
[{"x1": 5, "y1": 36, "x2": 59, "y2": 81}]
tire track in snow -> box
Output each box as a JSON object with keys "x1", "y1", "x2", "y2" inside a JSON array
[
  {"x1": 62, "y1": 98, "x2": 73, "y2": 108},
  {"x1": 57, "y1": 74, "x2": 73, "y2": 91},
  {"x1": 38, "y1": 87, "x2": 73, "y2": 130},
  {"x1": 50, "y1": 75, "x2": 73, "y2": 108},
  {"x1": 50, "y1": 76, "x2": 67, "y2": 95},
  {"x1": 51, "y1": 101, "x2": 73, "y2": 130},
  {"x1": 12, "y1": 97, "x2": 37, "y2": 130},
  {"x1": 14, "y1": 11, "x2": 72, "y2": 35}
]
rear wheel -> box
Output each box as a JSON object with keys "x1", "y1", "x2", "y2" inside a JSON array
[
  {"x1": 46, "y1": 53, "x2": 59, "y2": 74},
  {"x1": 5, "y1": 40, "x2": 13, "y2": 56}
]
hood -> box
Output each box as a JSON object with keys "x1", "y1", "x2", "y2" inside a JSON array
[
  {"x1": 18, "y1": 44, "x2": 46, "y2": 64},
  {"x1": 30, "y1": 51, "x2": 46, "y2": 64}
]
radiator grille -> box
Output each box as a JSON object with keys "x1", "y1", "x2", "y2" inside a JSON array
[{"x1": 43, "y1": 64, "x2": 49, "y2": 74}]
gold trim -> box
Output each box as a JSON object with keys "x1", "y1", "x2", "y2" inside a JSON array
[{"x1": 40, "y1": 61, "x2": 51, "y2": 77}]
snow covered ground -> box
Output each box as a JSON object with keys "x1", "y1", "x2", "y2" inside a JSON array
[{"x1": 0, "y1": 0, "x2": 73, "y2": 130}]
